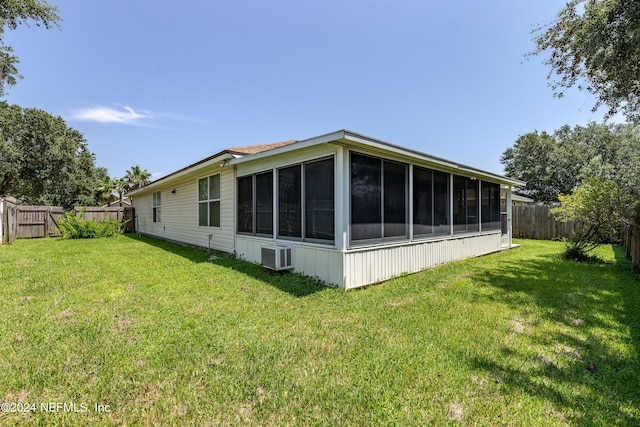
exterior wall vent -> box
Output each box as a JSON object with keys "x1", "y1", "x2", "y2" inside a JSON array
[{"x1": 261, "y1": 245, "x2": 293, "y2": 271}]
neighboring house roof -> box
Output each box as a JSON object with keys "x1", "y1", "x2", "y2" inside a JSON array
[
  {"x1": 130, "y1": 130, "x2": 524, "y2": 196},
  {"x1": 512, "y1": 194, "x2": 534, "y2": 203},
  {"x1": 103, "y1": 197, "x2": 132, "y2": 207}
]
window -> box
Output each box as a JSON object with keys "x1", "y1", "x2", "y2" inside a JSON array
[
  {"x1": 237, "y1": 175, "x2": 253, "y2": 233},
  {"x1": 384, "y1": 161, "x2": 407, "y2": 238},
  {"x1": 237, "y1": 171, "x2": 274, "y2": 236},
  {"x1": 152, "y1": 191, "x2": 161, "y2": 223},
  {"x1": 433, "y1": 171, "x2": 450, "y2": 235},
  {"x1": 236, "y1": 159, "x2": 335, "y2": 243},
  {"x1": 255, "y1": 171, "x2": 274, "y2": 235},
  {"x1": 453, "y1": 175, "x2": 479, "y2": 234},
  {"x1": 351, "y1": 153, "x2": 381, "y2": 240},
  {"x1": 276, "y1": 158, "x2": 335, "y2": 242},
  {"x1": 278, "y1": 165, "x2": 302, "y2": 238},
  {"x1": 350, "y1": 153, "x2": 408, "y2": 242},
  {"x1": 481, "y1": 181, "x2": 501, "y2": 231},
  {"x1": 305, "y1": 158, "x2": 334, "y2": 241},
  {"x1": 198, "y1": 174, "x2": 220, "y2": 227},
  {"x1": 413, "y1": 166, "x2": 450, "y2": 237}
]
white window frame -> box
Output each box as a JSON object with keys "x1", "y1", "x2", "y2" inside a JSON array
[
  {"x1": 198, "y1": 173, "x2": 221, "y2": 228},
  {"x1": 152, "y1": 191, "x2": 161, "y2": 223}
]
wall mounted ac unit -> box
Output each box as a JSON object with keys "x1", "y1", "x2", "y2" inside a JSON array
[{"x1": 261, "y1": 244, "x2": 293, "y2": 271}]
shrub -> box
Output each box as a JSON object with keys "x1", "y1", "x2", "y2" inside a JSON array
[
  {"x1": 552, "y1": 179, "x2": 625, "y2": 262},
  {"x1": 58, "y1": 210, "x2": 125, "y2": 239},
  {"x1": 560, "y1": 233, "x2": 604, "y2": 263}
]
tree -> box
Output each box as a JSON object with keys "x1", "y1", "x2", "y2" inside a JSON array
[
  {"x1": 501, "y1": 122, "x2": 640, "y2": 202},
  {"x1": 0, "y1": 101, "x2": 102, "y2": 209},
  {"x1": 113, "y1": 178, "x2": 128, "y2": 207},
  {"x1": 500, "y1": 130, "x2": 577, "y2": 202},
  {"x1": 97, "y1": 173, "x2": 117, "y2": 206},
  {"x1": 124, "y1": 165, "x2": 151, "y2": 191},
  {"x1": 0, "y1": 0, "x2": 60, "y2": 97},
  {"x1": 551, "y1": 179, "x2": 628, "y2": 260},
  {"x1": 531, "y1": 0, "x2": 640, "y2": 122}
]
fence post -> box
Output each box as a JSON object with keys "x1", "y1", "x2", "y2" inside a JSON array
[{"x1": 0, "y1": 198, "x2": 4, "y2": 245}]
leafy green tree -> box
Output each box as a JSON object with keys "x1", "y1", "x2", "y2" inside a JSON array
[
  {"x1": 501, "y1": 122, "x2": 640, "y2": 202},
  {"x1": 552, "y1": 179, "x2": 627, "y2": 260},
  {"x1": 500, "y1": 130, "x2": 574, "y2": 202},
  {"x1": 124, "y1": 165, "x2": 151, "y2": 191},
  {"x1": 0, "y1": 101, "x2": 102, "y2": 209},
  {"x1": 1, "y1": 0, "x2": 60, "y2": 96},
  {"x1": 0, "y1": 104, "x2": 22, "y2": 193},
  {"x1": 531, "y1": 0, "x2": 640, "y2": 121}
]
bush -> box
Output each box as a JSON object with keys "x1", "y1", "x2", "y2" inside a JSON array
[
  {"x1": 560, "y1": 232, "x2": 604, "y2": 263},
  {"x1": 58, "y1": 210, "x2": 125, "y2": 239},
  {"x1": 552, "y1": 179, "x2": 626, "y2": 262}
]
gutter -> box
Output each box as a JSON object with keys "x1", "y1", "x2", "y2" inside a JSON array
[
  {"x1": 128, "y1": 152, "x2": 236, "y2": 197},
  {"x1": 228, "y1": 129, "x2": 524, "y2": 187},
  {"x1": 339, "y1": 130, "x2": 526, "y2": 187}
]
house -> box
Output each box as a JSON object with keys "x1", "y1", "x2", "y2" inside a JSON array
[
  {"x1": 501, "y1": 192, "x2": 533, "y2": 208},
  {"x1": 129, "y1": 130, "x2": 525, "y2": 289},
  {"x1": 103, "y1": 196, "x2": 132, "y2": 208}
]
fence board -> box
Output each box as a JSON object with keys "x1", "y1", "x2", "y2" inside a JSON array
[
  {"x1": 512, "y1": 204, "x2": 575, "y2": 240},
  {"x1": 75, "y1": 206, "x2": 124, "y2": 222},
  {"x1": 2, "y1": 200, "x2": 18, "y2": 244},
  {"x1": 621, "y1": 213, "x2": 640, "y2": 271},
  {"x1": 74, "y1": 207, "x2": 135, "y2": 233},
  {"x1": 14, "y1": 206, "x2": 64, "y2": 239}
]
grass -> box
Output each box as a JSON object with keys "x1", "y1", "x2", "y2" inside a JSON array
[{"x1": 0, "y1": 235, "x2": 639, "y2": 426}]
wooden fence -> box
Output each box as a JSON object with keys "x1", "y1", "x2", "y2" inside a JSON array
[
  {"x1": 1, "y1": 202, "x2": 134, "y2": 244},
  {"x1": 74, "y1": 207, "x2": 135, "y2": 233},
  {"x1": 512, "y1": 204, "x2": 575, "y2": 240},
  {"x1": 514, "y1": 204, "x2": 640, "y2": 269},
  {"x1": 1, "y1": 202, "x2": 64, "y2": 243},
  {"x1": 621, "y1": 214, "x2": 640, "y2": 271}
]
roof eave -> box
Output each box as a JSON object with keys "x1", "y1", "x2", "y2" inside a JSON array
[
  {"x1": 339, "y1": 130, "x2": 526, "y2": 186},
  {"x1": 128, "y1": 152, "x2": 235, "y2": 197}
]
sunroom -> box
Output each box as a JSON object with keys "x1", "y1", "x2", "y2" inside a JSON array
[{"x1": 230, "y1": 130, "x2": 523, "y2": 289}]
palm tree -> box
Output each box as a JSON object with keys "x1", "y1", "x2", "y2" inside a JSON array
[
  {"x1": 124, "y1": 165, "x2": 152, "y2": 191},
  {"x1": 97, "y1": 175, "x2": 117, "y2": 206},
  {"x1": 114, "y1": 178, "x2": 129, "y2": 207}
]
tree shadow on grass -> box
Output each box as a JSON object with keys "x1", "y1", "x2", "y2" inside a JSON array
[
  {"x1": 122, "y1": 234, "x2": 328, "y2": 298},
  {"x1": 467, "y1": 246, "x2": 640, "y2": 425}
]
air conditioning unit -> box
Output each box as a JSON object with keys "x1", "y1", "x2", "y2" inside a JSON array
[{"x1": 261, "y1": 244, "x2": 293, "y2": 271}]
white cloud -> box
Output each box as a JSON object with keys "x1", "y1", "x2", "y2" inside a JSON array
[{"x1": 69, "y1": 105, "x2": 155, "y2": 125}]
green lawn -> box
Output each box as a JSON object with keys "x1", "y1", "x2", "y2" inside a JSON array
[{"x1": 1, "y1": 236, "x2": 639, "y2": 426}]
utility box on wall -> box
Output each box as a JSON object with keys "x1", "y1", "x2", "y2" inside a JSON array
[{"x1": 261, "y1": 244, "x2": 293, "y2": 271}]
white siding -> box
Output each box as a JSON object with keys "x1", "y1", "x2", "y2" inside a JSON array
[
  {"x1": 343, "y1": 232, "x2": 502, "y2": 289},
  {"x1": 235, "y1": 235, "x2": 344, "y2": 287},
  {"x1": 235, "y1": 232, "x2": 501, "y2": 289},
  {"x1": 132, "y1": 166, "x2": 235, "y2": 253}
]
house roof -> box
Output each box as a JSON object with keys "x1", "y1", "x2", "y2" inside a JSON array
[
  {"x1": 130, "y1": 130, "x2": 524, "y2": 196},
  {"x1": 225, "y1": 140, "x2": 297, "y2": 155},
  {"x1": 129, "y1": 140, "x2": 297, "y2": 195},
  {"x1": 512, "y1": 194, "x2": 534, "y2": 203},
  {"x1": 228, "y1": 130, "x2": 526, "y2": 186}
]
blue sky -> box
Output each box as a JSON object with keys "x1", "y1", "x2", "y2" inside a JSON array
[{"x1": 4, "y1": 0, "x2": 612, "y2": 180}]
